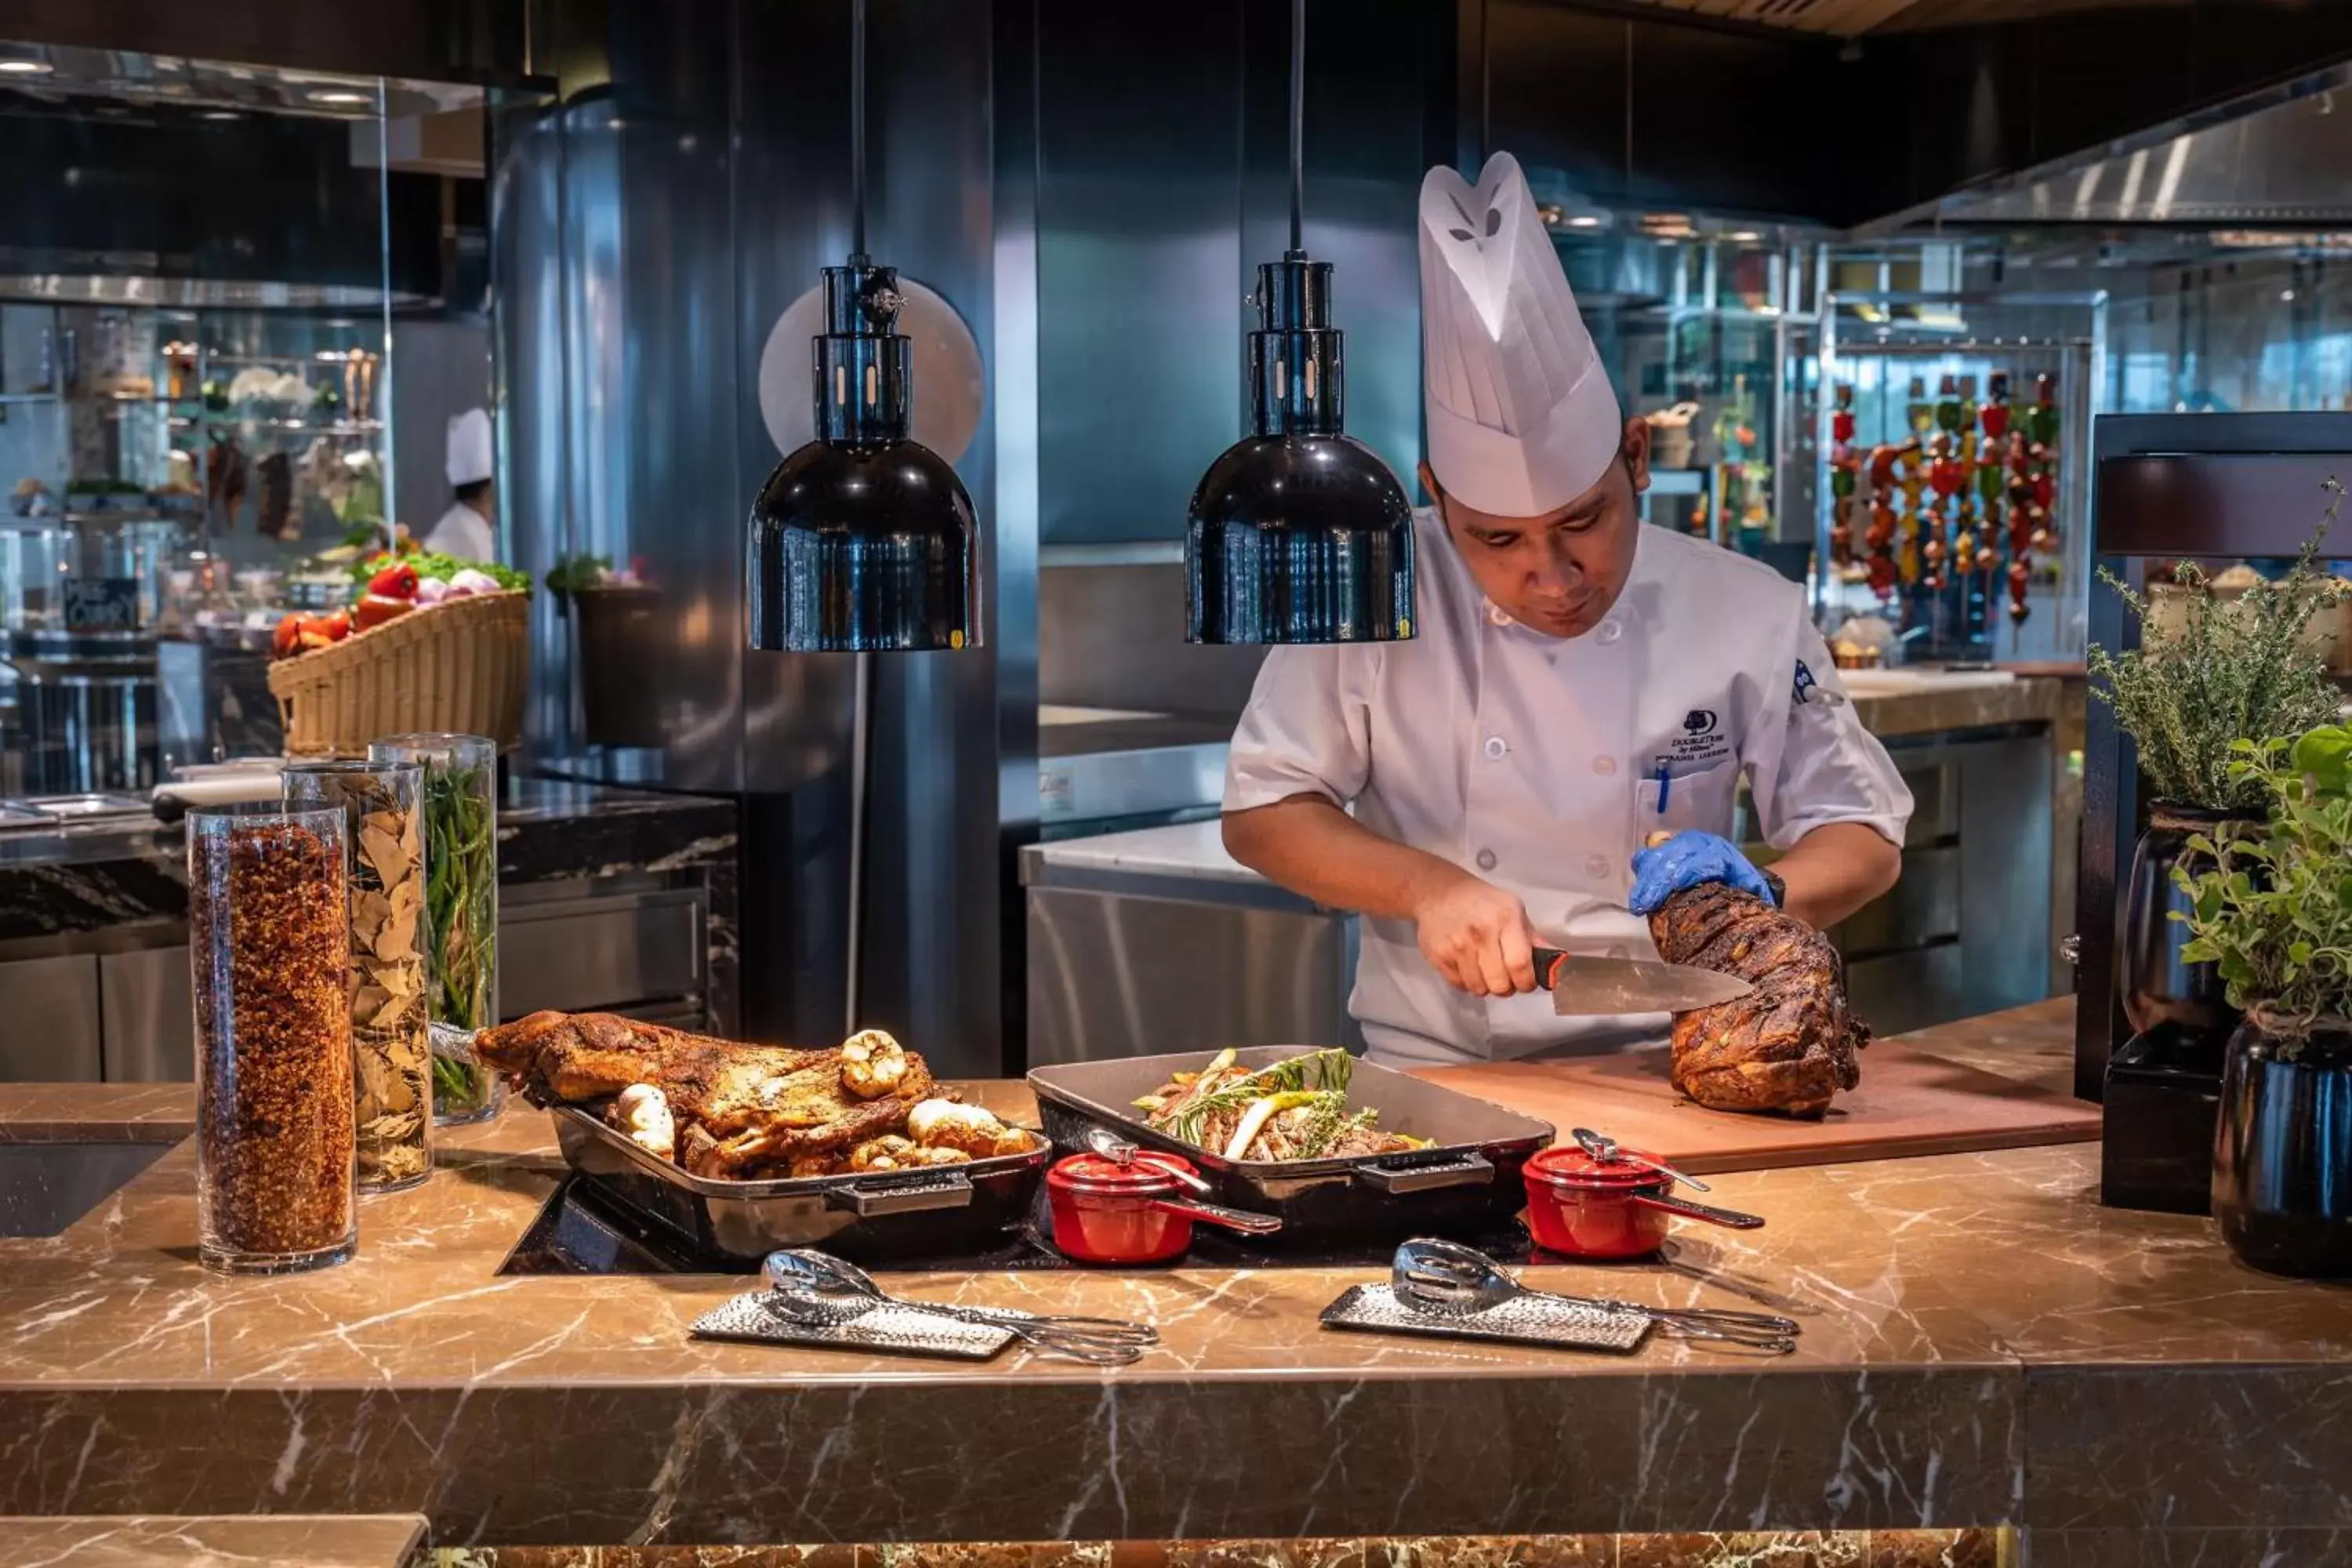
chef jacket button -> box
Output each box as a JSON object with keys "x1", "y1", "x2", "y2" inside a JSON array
[
  {"x1": 1592, "y1": 755, "x2": 1617, "y2": 776},
  {"x1": 1484, "y1": 735, "x2": 1508, "y2": 760},
  {"x1": 1596, "y1": 619, "x2": 1624, "y2": 644},
  {"x1": 1584, "y1": 854, "x2": 1609, "y2": 879},
  {"x1": 1475, "y1": 848, "x2": 1497, "y2": 872},
  {"x1": 1487, "y1": 604, "x2": 1512, "y2": 627}
]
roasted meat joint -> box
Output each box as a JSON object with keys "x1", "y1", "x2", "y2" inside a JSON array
[
  {"x1": 1648, "y1": 884, "x2": 1869, "y2": 1116},
  {"x1": 474, "y1": 1012, "x2": 1033, "y2": 1178}
]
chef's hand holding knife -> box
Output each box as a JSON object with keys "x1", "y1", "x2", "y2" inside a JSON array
[{"x1": 1411, "y1": 866, "x2": 1541, "y2": 998}]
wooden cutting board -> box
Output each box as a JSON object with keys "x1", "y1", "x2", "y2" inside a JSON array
[{"x1": 1410, "y1": 1039, "x2": 2100, "y2": 1174}]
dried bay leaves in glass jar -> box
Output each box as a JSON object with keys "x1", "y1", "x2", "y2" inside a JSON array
[{"x1": 284, "y1": 762, "x2": 433, "y2": 1192}]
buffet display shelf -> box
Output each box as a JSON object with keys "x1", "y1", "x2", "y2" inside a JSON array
[{"x1": 0, "y1": 998, "x2": 2341, "y2": 1558}]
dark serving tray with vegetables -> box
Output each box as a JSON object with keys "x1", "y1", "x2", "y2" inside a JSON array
[{"x1": 1028, "y1": 1047, "x2": 1553, "y2": 1247}]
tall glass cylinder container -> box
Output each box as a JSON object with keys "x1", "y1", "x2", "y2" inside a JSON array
[
  {"x1": 368, "y1": 733, "x2": 501, "y2": 1125},
  {"x1": 283, "y1": 759, "x2": 431, "y2": 1192},
  {"x1": 189, "y1": 803, "x2": 356, "y2": 1274}
]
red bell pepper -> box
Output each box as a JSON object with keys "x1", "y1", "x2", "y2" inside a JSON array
[
  {"x1": 354, "y1": 593, "x2": 412, "y2": 632},
  {"x1": 367, "y1": 561, "x2": 420, "y2": 601}
]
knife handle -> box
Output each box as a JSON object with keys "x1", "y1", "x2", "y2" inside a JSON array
[{"x1": 1530, "y1": 947, "x2": 1570, "y2": 987}]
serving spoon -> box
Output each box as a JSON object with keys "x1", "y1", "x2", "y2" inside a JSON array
[
  {"x1": 1391, "y1": 1238, "x2": 1798, "y2": 1353},
  {"x1": 762, "y1": 1249, "x2": 1157, "y2": 1366},
  {"x1": 1570, "y1": 1127, "x2": 1711, "y2": 1192},
  {"x1": 1083, "y1": 1125, "x2": 1217, "y2": 1194}
]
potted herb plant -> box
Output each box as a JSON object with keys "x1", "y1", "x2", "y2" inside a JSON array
[
  {"x1": 2086, "y1": 504, "x2": 2347, "y2": 1040},
  {"x1": 2173, "y1": 725, "x2": 2352, "y2": 1276}
]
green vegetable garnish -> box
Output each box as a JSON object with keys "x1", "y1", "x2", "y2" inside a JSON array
[
  {"x1": 1160, "y1": 1048, "x2": 1352, "y2": 1149},
  {"x1": 418, "y1": 757, "x2": 499, "y2": 1112}
]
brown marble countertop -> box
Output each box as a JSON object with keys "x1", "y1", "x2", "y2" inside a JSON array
[
  {"x1": 3, "y1": 999, "x2": 2347, "y2": 1553},
  {"x1": 0, "y1": 1513, "x2": 424, "y2": 1566}
]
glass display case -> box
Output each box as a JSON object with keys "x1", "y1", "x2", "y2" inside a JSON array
[
  {"x1": 0, "y1": 43, "x2": 428, "y2": 788},
  {"x1": 1555, "y1": 225, "x2": 1818, "y2": 573},
  {"x1": 1814, "y1": 291, "x2": 2105, "y2": 664}
]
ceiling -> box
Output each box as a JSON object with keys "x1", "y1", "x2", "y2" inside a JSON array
[{"x1": 1609, "y1": 0, "x2": 2168, "y2": 38}]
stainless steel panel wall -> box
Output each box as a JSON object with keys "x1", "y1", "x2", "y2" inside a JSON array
[
  {"x1": 499, "y1": 886, "x2": 704, "y2": 1019},
  {"x1": 1037, "y1": 561, "x2": 1269, "y2": 717},
  {"x1": 0, "y1": 953, "x2": 100, "y2": 1083},
  {"x1": 96, "y1": 946, "x2": 190, "y2": 1083},
  {"x1": 1036, "y1": 0, "x2": 1440, "y2": 547},
  {"x1": 1034, "y1": 0, "x2": 1243, "y2": 548},
  {"x1": 1026, "y1": 884, "x2": 1352, "y2": 1065}
]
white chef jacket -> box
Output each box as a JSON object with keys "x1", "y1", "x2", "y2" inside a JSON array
[
  {"x1": 1223, "y1": 510, "x2": 1912, "y2": 1067},
  {"x1": 422, "y1": 502, "x2": 495, "y2": 562}
]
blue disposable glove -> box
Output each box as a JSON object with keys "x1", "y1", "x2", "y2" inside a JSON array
[{"x1": 1627, "y1": 830, "x2": 1776, "y2": 916}]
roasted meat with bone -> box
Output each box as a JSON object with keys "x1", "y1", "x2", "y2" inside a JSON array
[
  {"x1": 1646, "y1": 882, "x2": 1869, "y2": 1117},
  {"x1": 474, "y1": 1011, "x2": 938, "y2": 1176}
]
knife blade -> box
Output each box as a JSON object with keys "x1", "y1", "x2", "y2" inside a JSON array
[{"x1": 1530, "y1": 947, "x2": 1753, "y2": 1016}]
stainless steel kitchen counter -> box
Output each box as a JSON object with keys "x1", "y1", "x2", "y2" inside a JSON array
[{"x1": 0, "y1": 779, "x2": 739, "y2": 1083}]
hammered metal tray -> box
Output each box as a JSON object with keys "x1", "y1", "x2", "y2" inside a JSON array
[
  {"x1": 1319, "y1": 1283, "x2": 1654, "y2": 1354},
  {"x1": 690, "y1": 1291, "x2": 1016, "y2": 1360}
]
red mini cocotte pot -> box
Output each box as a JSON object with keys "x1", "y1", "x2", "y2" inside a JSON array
[
  {"x1": 1047, "y1": 1150, "x2": 1283, "y2": 1264},
  {"x1": 1521, "y1": 1145, "x2": 1765, "y2": 1260}
]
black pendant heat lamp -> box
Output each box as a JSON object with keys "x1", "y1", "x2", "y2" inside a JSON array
[
  {"x1": 1185, "y1": 0, "x2": 1414, "y2": 645},
  {"x1": 747, "y1": 0, "x2": 980, "y2": 654}
]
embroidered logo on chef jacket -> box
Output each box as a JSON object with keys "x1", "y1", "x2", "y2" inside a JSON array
[
  {"x1": 1792, "y1": 659, "x2": 1849, "y2": 713},
  {"x1": 1657, "y1": 706, "x2": 1733, "y2": 769}
]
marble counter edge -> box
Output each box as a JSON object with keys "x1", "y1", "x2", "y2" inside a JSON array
[{"x1": 0, "y1": 1512, "x2": 427, "y2": 1567}]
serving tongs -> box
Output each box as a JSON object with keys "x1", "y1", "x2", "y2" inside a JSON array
[
  {"x1": 762, "y1": 1249, "x2": 1158, "y2": 1367},
  {"x1": 1392, "y1": 1238, "x2": 1798, "y2": 1354}
]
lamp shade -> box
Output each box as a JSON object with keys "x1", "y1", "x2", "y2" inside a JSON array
[
  {"x1": 748, "y1": 260, "x2": 980, "y2": 653},
  {"x1": 1187, "y1": 256, "x2": 1414, "y2": 644}
]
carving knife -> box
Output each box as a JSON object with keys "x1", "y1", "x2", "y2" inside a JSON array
[{"x1": 1531, "y1": 946, "x2": 1753, "y2": 1016}]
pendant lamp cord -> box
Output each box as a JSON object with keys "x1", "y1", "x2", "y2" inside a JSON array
[
  {"x1": 1287, "y1": 0, "x2": 1305, "y2": 254},
  {"x1": 850, "y1": 0, "x2": 868, "y2": 257},
  {"x1": 843, "y1": 0, "x2": 872, "y2": 1034},
  {"x1": 845, "y1": 649, "x2": 872, "y2": 1036}
]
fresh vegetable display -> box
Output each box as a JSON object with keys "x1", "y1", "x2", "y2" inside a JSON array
[
  {"x1": 347, "y1": 549, "x2": 530, "y2": 596},
  {"x1": 268, "y1": 551, "x2": 529, "y2": 662}
]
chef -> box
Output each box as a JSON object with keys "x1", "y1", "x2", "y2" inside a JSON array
[
  {"x1": 1221, "y1": 152, "x2": 1913, "y2": 1068},
  {"x1": 423, "y1": 407, "x2": 498, "y2": 561}
]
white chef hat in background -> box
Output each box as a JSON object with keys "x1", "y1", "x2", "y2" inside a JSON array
[
  {"x1": 445, "y1": 408, "x2": 495, "y2": 488},
  {"x1": 1418, "y1": 151, "x2": 1623, "y2": 519}
]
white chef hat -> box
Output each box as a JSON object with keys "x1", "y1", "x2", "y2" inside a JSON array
[
  {"x1": 445, "y1": 408, "x2": 494, "y2": 488},
  {"x1": 1419, "y1": 152, "x2": 1622, "y2": 518}
]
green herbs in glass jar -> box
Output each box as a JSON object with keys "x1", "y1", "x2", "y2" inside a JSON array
[{"x1": 370, "y1": 733, "x2": 501, "y2": 1125}]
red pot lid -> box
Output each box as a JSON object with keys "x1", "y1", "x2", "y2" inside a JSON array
[
  {"x1": 1526, "y1": 1144, "x2": 1671, "y2": 1192},
  {"x1": 1048, "y1": 1149, "x2": 1198, "y2": 1196}
]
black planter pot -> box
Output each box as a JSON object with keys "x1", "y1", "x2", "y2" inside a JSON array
[
  {"x1": 2212, "y1": 1012, "x2": 2352, "y2": 1278},
  {"x1": 2120, "y1": 804, "x2": 2241, "y2": 1038}
]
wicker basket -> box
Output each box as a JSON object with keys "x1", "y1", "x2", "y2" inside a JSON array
[{"x1": 267, "y1": 590, "x2": 530, "y2": 757}]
